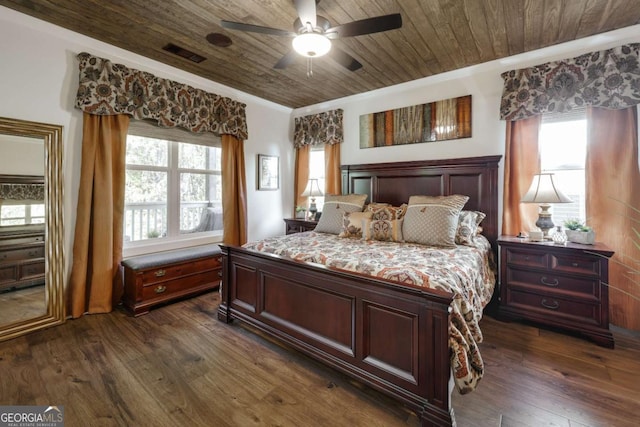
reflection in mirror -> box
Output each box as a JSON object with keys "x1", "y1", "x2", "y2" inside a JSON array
[
  {"x1": 0, "y1": 175, "x2": 46, "y2": 325},
  {"x1": 0, "y1": 117, "x2": 64, "y2": 342}
]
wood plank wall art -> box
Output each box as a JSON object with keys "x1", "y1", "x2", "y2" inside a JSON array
[{"x1": 359, "y1": 95, "x2": 472, "y2": 148}]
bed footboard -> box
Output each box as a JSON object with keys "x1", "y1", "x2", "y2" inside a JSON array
[{"x1": 218, "y1": 245, "x2": 455, "y2": 426}]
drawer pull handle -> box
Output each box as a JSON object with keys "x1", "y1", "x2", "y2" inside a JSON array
[
  {"x1": 217, "y1": 271, "x2": 222, "y2": 278},
  {"x1": 540, "y1": 276, "x2": 559, "y2": 287},
  {"x1": 154, "y1": 269, "x2": 166, "y2": 277},
  {"x1": 524, "y1": 256, "x2": 530, "y2": 260},
  {"x1": 572, "y1": 262, "x2": 579, "y2": 267},
  {"x1": 541, "y1": 299, "x2": 559, "y2": 310},
  {"x1": 154, "y1": 285, "x2": 167, "y2": 294}
]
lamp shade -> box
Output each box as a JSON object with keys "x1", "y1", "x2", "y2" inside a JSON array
[
  {"x1": 521, "y1": 173, "x2": 572, "y2": 204},
  {"x1": 301, "y1": 178, "x2": 323, "y2": 198},
  {"x1": 292, "y1": 33, "x2": 331, "y2": 58}
]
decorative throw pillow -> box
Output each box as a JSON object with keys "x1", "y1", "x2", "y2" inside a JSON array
[
  {"x1": 367, "y1": 203, "x2": 408, "y2": 221},
  {"x1": 339, "y1": 211, "x2": 373, "y2": 238},
  {"x1": 314, "y1": 194, "x2": 368, "y2": 234},
  {"x1": 364, "y1": 202, "x2": 390, "y2": 211},
  {"x1": 403, "y1": 195, "x2": 469, "y2": 247},
  {"x1": 455, "y1": 210, "x2": 486, "y2": 245},
  {"x1": 362, "y1": 219, "x2": 404, "y2": 242}
]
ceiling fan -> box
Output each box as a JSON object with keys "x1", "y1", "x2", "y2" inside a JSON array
[{"x1": 217, "y1": 0, "x2": 402, "y2": 77}]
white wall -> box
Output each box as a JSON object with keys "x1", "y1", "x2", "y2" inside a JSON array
[{"x1": 0, "y1": 6, "x2": 293, "y2": 284}]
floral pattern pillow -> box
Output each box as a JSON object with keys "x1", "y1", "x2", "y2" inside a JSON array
[
  {"x1": 367, "y1": 203, "x2": 408, "y2": 221},
  {"x1": 339, "y1": 211, "x2": 373, "y2": 238},
  {"x1": 455, "y1": 210, "x2": 486, "y2": 245},
  {"x1": 362, "y1": 218, "x2": 404, "y2": 242}
]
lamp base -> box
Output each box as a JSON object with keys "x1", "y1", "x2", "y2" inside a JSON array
[
  {"x1": 536, "y1": 204, "x2": 555, "y2": 239},
  {"x1": 308, "y1": 198, "x2": 317, "y2": 221}
]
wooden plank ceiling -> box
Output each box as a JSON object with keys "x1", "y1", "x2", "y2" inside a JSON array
[{"x1": 2, "y1": 0, "x2": 639, "y2": 108}]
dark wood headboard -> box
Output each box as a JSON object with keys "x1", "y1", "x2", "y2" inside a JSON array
[{"x1": 341, "y1": 155, "x2": 502, "y2": 250}]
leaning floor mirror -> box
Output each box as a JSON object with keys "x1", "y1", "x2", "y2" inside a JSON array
[{"x1": 0, "y1": 117, "x2": 64, "y2": 341}]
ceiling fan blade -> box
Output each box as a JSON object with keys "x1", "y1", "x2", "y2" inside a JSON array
[
  {"x1": 326, "y1": 13, "x2": 402, "y2": 38},
  {"x1": 274, "y1": 50, "x2": 298, "y2": 69},
  {"x1": 328, "y1": 47, "x2": 362, "y2": 71},
  {"x1": 220, "y1": 20, "x2": 296, "y2": 37},
  {"x1": 294, "y1": 0, "x2": 317, "y2": 28}
]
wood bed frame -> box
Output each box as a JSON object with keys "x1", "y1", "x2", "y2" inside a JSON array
[{"x1": 218, "y1": 155, "x2": 501, "y2": 426}]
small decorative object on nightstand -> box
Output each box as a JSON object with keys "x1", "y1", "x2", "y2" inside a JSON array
[
  {"x1": 497, "y1": 236, "x2": 614, "y2": 347},
  {"x1": 284, "y1": 218, "x2": 317, "y2": 235},
  {"x1": 295, "y1": 205, "x2": 306, "y2": 219},
  {"x1": 552, "y1": 226, "x2": 567, "y2": 245}
]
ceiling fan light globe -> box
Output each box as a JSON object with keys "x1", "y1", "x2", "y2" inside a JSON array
[{"x1": 292, "y1": 33, "x2": 331, "y2": 57}]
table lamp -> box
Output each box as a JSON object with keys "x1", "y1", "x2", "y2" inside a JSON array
[
  {"x1": 301, "y1": 178, "x2": 323, "y2": 220},
  {"x1": 521, "y1": 173, "x2": 572, "y2": 239}
]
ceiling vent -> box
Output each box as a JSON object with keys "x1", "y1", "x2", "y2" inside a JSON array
[{"x1": 162, "y1": 43, "x2": 206, "y2": 63}]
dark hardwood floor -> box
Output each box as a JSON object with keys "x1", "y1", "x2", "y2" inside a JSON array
[{"x1": 1, "y1": 291, "x2": 638, "y2": 427}]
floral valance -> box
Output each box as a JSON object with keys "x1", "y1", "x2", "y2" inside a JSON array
[
  {"x1": 500, "y1": 43, "x2": 640, "y2": 121},
  {"x1": 74, "y1": 52, "x2": 248, "y2": 140},
  {"x1": 293, "y1": 109, "x2": 343, "y2": 148},
  {"x1": 0, "y1": 183, "x2": 44, "y2": 201}
]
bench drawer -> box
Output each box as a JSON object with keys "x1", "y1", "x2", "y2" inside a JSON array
[
  {"x1": 140, "y1": 257, "x2": 221, "y2": 285},
  {"x1": 141, "y1": 271, "x2": 217, "y2": 301}
]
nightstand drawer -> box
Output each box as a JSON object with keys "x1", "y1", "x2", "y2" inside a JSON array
[
  {"x1": 506, "y1": 268, "x2": 599, "y2": 299},
  {"x1": 507, "y1": 290, "x2": 600, "y2": 324},
  {"x1": 551, "y1": 254, "x2": 600, "y2": 276},
  {"x1": 505, "y1": 248, "x2": 546, "y2": 268}
]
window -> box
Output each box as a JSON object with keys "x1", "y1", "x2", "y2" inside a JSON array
[
  {"x1": 309, "y1": 147, "x2": 325, "y2": 211},
  {"x1": 0, "y1": 202, "x2": 44, "y2": 226},
  {"x1": 539, "y1": 110, "x2": 587, "y2": 227},
  {"x1": 124, "y1": 124, "x2": 222, "y2": 252}
]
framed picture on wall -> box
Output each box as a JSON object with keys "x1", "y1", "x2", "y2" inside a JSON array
[{"x1": 257, "y1": 154, "x2": 279, "y2": 190}]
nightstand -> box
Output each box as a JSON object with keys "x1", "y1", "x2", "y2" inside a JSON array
[
  {"x1": 283, "y1": 218, "x2": 317, "y2": 235},
  {"x1": 497, "y1": 236, "x2": 614, "y2": 347}
]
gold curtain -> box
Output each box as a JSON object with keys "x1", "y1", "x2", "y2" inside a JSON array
[
  {"x1": 586, "y1": 106, "x2": 640, "y2": 330},
  {"x1": 294, "y1": 145, "x2": 310, "y2": 212},
  {"x1": 68, "y1": 113, "x2": 130, "y2": 318},
  {"x1": 324, "y1": 143, "x2": 341, "y2": 196},
  {"x1": 501, "y1": 115, "x2": 542, "y2": 236},
  {"x1": 221, "y1": 134, "x2": 247, "y2": 246}
]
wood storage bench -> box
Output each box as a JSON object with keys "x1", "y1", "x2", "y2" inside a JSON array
[{"x1": 122, "y1": 244, "x2": 221, "y2": 316}]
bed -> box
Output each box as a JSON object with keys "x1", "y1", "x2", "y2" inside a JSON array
[{"x1": 218, "y1": 155, "x2": 501, "y2": 426}]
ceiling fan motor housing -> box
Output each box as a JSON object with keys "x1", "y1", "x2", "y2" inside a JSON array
[{"x1": 293, "y1": 16, "x2": 331, "y2": 33}]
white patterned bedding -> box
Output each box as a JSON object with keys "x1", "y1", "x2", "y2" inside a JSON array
[{"x1": 243, "y1": 231, "x2": 496, "y2": 394}]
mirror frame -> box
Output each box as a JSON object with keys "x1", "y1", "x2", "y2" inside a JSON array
[{"x1": 0, "y1": 117, "x2": 65, "y2": 341}]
